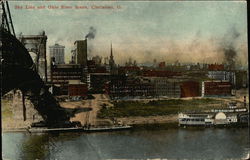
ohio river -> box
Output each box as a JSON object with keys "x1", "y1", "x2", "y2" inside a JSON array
[{"x1": 2, "y1": 128, "x2": 249, "y2": 160}]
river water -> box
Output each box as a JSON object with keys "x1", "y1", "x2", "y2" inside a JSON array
[{"x1": 2, "y1": 128, "x2": 249, "y2": 160}]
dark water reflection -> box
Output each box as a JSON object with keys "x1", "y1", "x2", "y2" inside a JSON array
[{"x1": 2, "y1": 128, "x2": 249, "y2": 160}]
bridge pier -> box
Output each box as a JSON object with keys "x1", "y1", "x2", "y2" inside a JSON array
[{"x1": 12, "y1": 90, "x2": 43, "y2": 123}]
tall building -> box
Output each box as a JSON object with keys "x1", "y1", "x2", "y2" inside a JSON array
[
  {"x1": 49, "y1": 43, "x2": 65, "y2": 64},
  {"x1": 72, "y1": 40, "x2": 87, "y2": 66}
]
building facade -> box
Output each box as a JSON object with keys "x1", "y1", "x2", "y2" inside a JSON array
[
  {"x1": 146, "y1": 77, "x2": 181, "y2": 98},
  {"x1": 235, "y1": 70, "x2": 248, "y2": 89},
  {"x1": 72, "y1": 40, "x2": 87, "y2": 66},
  {"x1": 87, "y1": 73, "x2": 110, "y2": 93},
  {"x1": 201, "y1": 81, "x2": 232, "y2": 97},
  {"x1": 207, "y1": 71, "x2": 236, "y2": 86},
  {"x1": 68, "y1": 80, "x2": 88, "y2": 97},
  {"x1": 50, "y1": 64, "x2": 84, "y2": 95},
  {"x1": 106, "y1": 77, "x2": 154, "y2": 99},
  {"x1": 180, "y1": 81, "x2": 200, "y2": 97},
  {"x1": 49, "y1": 43, "x2": 65, "y2": 64}
]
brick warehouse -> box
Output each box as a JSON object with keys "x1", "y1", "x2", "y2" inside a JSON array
[
  {"x1": 181, "y1": 81, "x2": 200, "y2": 97},
  {"x1": 105, "y1": 77, "x2": 154, "y2": 99},
  {"x1": 68, "y1": 80, "x2": 88, "y2": 97},
  {"x1": 50, "y1": 64, "x2": 84, "y2": 95},
  {"x1": 145, "y1": 77, "x2": 181, "y2": 98},
  {"x1": 201, "y1": 81, "x2": 232, "y2": 97}
]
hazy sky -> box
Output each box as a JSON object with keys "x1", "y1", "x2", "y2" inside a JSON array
[{"x1": 9, "y1": 1, "x2": 247, "y2": 65}]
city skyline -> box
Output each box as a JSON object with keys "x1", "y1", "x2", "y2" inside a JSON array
[{"x1": 9, "y1": 1, "x2": 247, "y2": 65}]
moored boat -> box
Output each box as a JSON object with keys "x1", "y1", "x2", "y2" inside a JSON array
[{"x1": 27, "y1": 125, "x2": 132, "y2": 133}]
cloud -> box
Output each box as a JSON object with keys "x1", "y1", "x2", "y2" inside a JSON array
[{"x1": 9, "y1": 1, "x2": 247, "y2": 66}]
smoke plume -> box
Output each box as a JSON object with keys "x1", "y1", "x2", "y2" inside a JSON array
[
  {"x1": 85, "y1": 26, "x2": 97, "y2": 40},
  {"x1": 221, "y1": 26, "x2": 241, "y2": 70}
]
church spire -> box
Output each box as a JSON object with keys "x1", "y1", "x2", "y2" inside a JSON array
[
  {"x1": 110, "y1": 42, "x2": 113, "y2": 58},
  {"x1": 109, "y1": 42, "x2": 115, "y2": 74},
  {"x1": 110, "y1": 42, "x2": 114, "y2": 63}
]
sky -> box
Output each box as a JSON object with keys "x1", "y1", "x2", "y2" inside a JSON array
[{"x1": 9, "y1": 1, "x2": 248, "y2": 66}]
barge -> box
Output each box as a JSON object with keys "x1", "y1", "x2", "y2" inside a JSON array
[{"x1": 27, "y1": 125, "x2": 132, "y2": 133}]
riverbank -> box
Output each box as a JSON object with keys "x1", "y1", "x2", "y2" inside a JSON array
[
  {"x1": 2, "y1": 93, "x2": 248, "y2": 132},
  {"x1": 97, "y1": 98, "x2": 226, "y2": 118}
]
